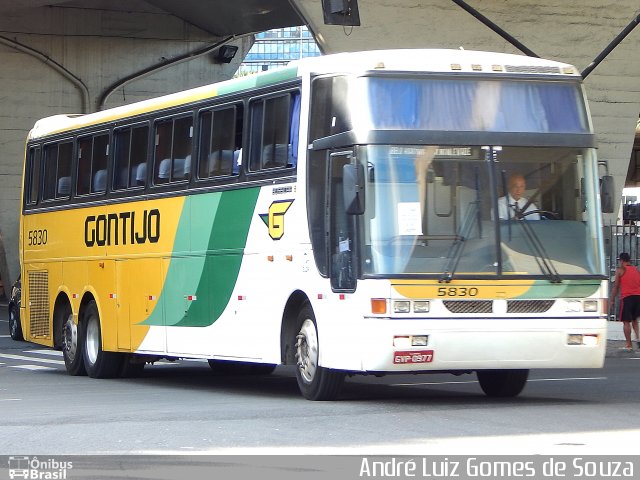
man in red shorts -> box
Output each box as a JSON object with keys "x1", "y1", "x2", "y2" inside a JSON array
[{"x1": 609, "y1": 252, "x2": 640, "y2": 350}]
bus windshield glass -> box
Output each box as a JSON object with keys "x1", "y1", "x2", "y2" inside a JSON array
[
  {"x1": 359, "y1": 145, "x2": 604, "y2": 278},
  {"x1": 354, "y1": 76, "x2": 589, "y2": 133}
]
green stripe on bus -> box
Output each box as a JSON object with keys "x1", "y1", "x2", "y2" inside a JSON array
[
  {"x1": 516, "y1": 280, "x2": 600, "y2": 299},
  {"x1": 142, "y1": 187, "x2": 261, "y2": 327},
  {"x1": 217, "y1": 66, "x2": 299, "y2": 96}
]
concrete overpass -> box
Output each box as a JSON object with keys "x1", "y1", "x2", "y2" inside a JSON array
[
  {"x1": 293, "y1": 1, "x2": 640, "y2": 197},
  {"x1": 0, "y1": 0, "x2": 304, "y2": 292},
  {"x1": 0, "y1": 0, "x2": 639, "y2": 291}
]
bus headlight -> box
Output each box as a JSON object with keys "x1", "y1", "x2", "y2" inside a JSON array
[
  {"x1": 411, "y1": 335, "x2": 429, "y2": 346},
  {"x1": 565, "y1": 300, "x2": 581, "y2": 312},
  {"x1": 393, "y1": 301, "x2": 411, "y2": 313},
  {"x1": 583, "y1": 300, "x2": 598, "y2": 312},
  {"x1": 567, "y1": 334, "x2": 583, "y2": 345},
  {"x1": 567, "y1": 334, "x2": 599, "y2": 346},
  {"x1": 413, "y1": 301, "x2": 430, "y2": 313},
  {"x1": 393, "y1": 336, "x2": 411, "y2": 348}
]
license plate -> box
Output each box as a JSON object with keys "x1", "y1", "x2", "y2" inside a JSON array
[{"x1": 393, "y1": 350, "x2": 434, "y2": 364}]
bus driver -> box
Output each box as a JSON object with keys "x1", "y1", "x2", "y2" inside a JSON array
[{"x1": 498, "y1": 173, "x2": 540, "y2": 220}]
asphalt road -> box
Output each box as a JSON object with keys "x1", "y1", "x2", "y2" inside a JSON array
[{"x1": 1, "y1": 306, "x2": 639, "y2": 456}]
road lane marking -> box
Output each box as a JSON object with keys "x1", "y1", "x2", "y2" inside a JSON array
[
  {"x1": 0, "y1": 398, "x2": 21, "y2": 401},
  {"x1": 390, "y1": 377, "x2": 607, "y2": 387},
  {"x1": 10, "y1": 365, "x2": 57, "y2": 371},
  {"x1": 529, "y1": 377, "x2": 607, "y2": 382},
  {"x1": 0, "y1": 352, "x2": 65, "y2": 365},
  {"x1": 391, "y1": 380, "x2": 478, "y2": 386},
  {"x1": 29, "y1": 349, "x2": 63, "y2": 356},
  {"x1": 0, "y1": 335, "x2": 11, "y2": 338}
]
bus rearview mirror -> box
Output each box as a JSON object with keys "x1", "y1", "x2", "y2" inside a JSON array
[{"x1": 600, "y1": 175, "x2": 614, "y2": 213}]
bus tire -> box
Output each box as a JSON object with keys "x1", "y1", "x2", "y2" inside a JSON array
[
  {"x1": 477, "y1": 369, "x2": 529, "y2": 398},
  {"x1": 8, "y1": 304, "x2": 23, "y2": 341},
  {"x1": 82, "y1": 300, "x2": 122, "y2": 378},
  {"x1": 207, "y1": 360, "x2": 276, "y2": 375},
  {"x1": 294, "y1": 303, "x2": 345, "y2": 401},
  {"x1": 62, "y1": 306, "x2": 86, "y2": 376}
]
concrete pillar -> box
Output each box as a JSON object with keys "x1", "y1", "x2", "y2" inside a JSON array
[{"x1": 0, "y1": 5, "x2": 252, "y2": 289}]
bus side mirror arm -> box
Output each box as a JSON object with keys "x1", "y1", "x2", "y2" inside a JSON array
[{"x1": 343, "y1": 163, "x2": 366, "y2": 215}]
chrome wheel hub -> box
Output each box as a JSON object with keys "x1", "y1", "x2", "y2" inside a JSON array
[
  {"x1": 85, "y1": 314, "x2": 99, "y2": 365},
  {"x1": 296, "y1": 319, "x2": 318, "y2": 383},
  {"x1": 9, "y1": 309, "x2": 17, "y2": 336},
  {"x1": 63, "y1": 315, "x2": 78, "y2": 362}
]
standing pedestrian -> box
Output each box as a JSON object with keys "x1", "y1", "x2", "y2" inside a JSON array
[{"x1": 609, "y1": 252, "x2": 640, "y2": 350}]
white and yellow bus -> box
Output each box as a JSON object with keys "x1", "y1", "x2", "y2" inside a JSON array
[{"x1": 19, "y1": 49, "x2": 609, "y2": 400}]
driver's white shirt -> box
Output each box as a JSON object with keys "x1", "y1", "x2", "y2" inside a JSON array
[{"x1": 498, "y1": 194, "x2": 540, "y2": 220}]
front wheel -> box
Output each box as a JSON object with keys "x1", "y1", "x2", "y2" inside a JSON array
[
  {"x1": 477, "y1": 369, "x2": 529, "y2": 397},
  {"x1": 294, "y1": 303, "x2": 345, "y2": 401},
  {"x1": 8, "y1": 305, "x2": 23, "y2": 341},
  {"x1": 82, "y1": 300, "x2": 122, "y2": 378}
]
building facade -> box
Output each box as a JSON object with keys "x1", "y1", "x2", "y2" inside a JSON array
[{"x1": 239, "y1": 26, "x2": 320, "y2": 74}]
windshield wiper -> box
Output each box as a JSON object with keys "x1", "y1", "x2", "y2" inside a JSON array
[
  {"x1": 439, "y1": 201, "x2": 479, "y2": 283},
  {"x1": 515, "y1": 219, "x2": 562, "y2": 283}
]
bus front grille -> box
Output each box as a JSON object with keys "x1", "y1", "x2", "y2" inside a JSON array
[
  {"x1": 443, "y1": 300, "x2": 493, "y2": 314},
  {"x1": 507, "y1": 300, "x2": 554, "y2": 313},
  {"x1": 442, "y1": 299, "x2": 554, "y2": 314},
  {"x1": 28, "y1": 271, "x2": 50, "y2": 339}
]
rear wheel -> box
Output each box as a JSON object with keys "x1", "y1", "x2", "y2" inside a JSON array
[
  {"x1": 294, "y1": 303, "x2": 344, "y2": 400},
  {"x1": 477, "y1": 369, "x2": 529, "y2": 397},
  {"x1": 8, "y1": 304, "x2": 23, "y2": 341},
  {"x1": 62, "y1": 306, "x2": 86, "y2": 376},
  {"x1": 82, "y1": 300, "x2": 122, "y2": 378}
]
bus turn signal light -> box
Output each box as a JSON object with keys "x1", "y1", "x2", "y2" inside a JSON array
[{"x1": 371, "y1": 298, "x2": 387, "y2": 314}]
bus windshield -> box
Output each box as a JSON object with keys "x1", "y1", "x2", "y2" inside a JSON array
[{"x1": 359, "y1": 145, "x2": 605, "y2": 278}]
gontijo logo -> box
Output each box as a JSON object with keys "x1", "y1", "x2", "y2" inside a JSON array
[
  {"x1": 259, "y1": 200, "x2": 294, "y2": 240},
  {"x1": 84, "y1": 209, "x2": 160, "y2": 247}
]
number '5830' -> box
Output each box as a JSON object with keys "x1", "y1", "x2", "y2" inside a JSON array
[
  {"x1": 437, "y1": 287, "x2": 478, "y2": 297},
  {"x1": 28, "y1": 229, "x2": 48, "y2": 246}
]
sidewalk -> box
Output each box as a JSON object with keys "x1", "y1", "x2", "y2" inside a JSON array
[{"x1": 605, "y1": 320, "x2": 640, "y2": 358}]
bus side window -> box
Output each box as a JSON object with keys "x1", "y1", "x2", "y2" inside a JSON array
[
  {"x1": 26, "y1": 147, "x2": 41, "y2": 205},
  {"x1": 76, "y1": 137, "x2": 92, "y2": 195},
  {"x1": 248, "y1": 92, "x2": 298, "y2": 172},
  {"x1": 154, "y1": 120, "x2": 173, "y2": 185},
  {"x1": 43, "y1": 141, "x2": 73, "y2": 201},
  {"x1": 114, "y1": 124, "x2": 149, "y2": 190},
  {"x1": 154, "y1": 115, "x2": 192, "y2": 184},
  {"x1": 197, "y1": 105, "x2": 241, "y2": 179},
  {"x1": 57, "y1": 142, "x2": 73, "y2": 199},
  {"x1": 90, "y1": 134, "x2": 109, "y2": 193},
  {"x1": 76, "y1": 133, "x2": 108, "y2": 195},
  {"x1": 172, "y1": 116, "x2": 193, "y2": 181}
]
